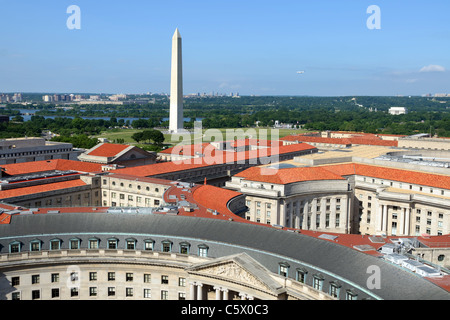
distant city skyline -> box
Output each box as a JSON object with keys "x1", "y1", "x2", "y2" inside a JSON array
[{"x1": 0, "y1": 1, "x2": 449, "y2": 96}]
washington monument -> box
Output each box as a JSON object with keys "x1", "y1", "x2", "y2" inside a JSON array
[{"x1": 169, "y1": 28, "x2": 184, "y2": 133}]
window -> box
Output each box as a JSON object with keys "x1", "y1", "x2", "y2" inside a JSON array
[
  {"x1": 162, "y1": 240, "x2": 172, "y2": 252},
  {"x1": 12, "y1": 292, "x2": 20, "y2": 300},
  {"x1": 30, "y1": 240, "x2": 41, "y2": 252},
  {"x1": 89, "y1": 272, "x2": 97, "y2": 281},
  {"x1": 32, "y1": 275, "x2": 40, "y2": 284},
  {"x1": 89, "y1": 287, "x2": 97, "y2": 297},
  {"x1": 346, "y1": 290, "x2": 358, "y2": 300},
  {"x1": 50, "y1": 239, "x2": 61, "y2": 250},
  {"x1": 438, "y1": 255, "x2": 445, "y2": 262},
  {"x1": 161, "y1": 275, "x2": 169, "y2": 284},
  {"x1": 313, "y1": 276, "x2": 324, "y2": 291},
  {"x1": 198, "y1": 245, "x2": 209, "y2": 257},
  {"x1": 179, "y1": 277, "x2": 186, "y2": 287},
  {"x1": 329, "y1": 282, "x2": 341, "y2": 298},
  {"x1": 126, "y1": 239, "x2": 136, "y2": 250},
  {"x1": 51, "y1": 273, "x2": 59, "y2": 283},
  {"x1": 107, "y1": 238, "x2": 118, "y2": 249},
  {"x1": 9, "y1": 241, "x2": 21, "y2": 253},
  {"x1": 70, "y1": 272, "x2": 78, "y2": 282},
  {"x1": 108, "y1": 287, "x2": 116, "y2": 297},
  {"x1": 144, "y1": 274, "x2": 151, "y2": 283},
  {"x1": 180, "y1": 242, "x2": 190, "y2": 254},
  {"x1": 144, "y1": 289, "x2": 151, "y2": 299},
  {"x1": 126, "y1": 273, "x2": 133, "y2": 282},
  {"x1": 32, "y1": 290, "x2": 40, "y2": 300},
  {"x1": 144, "y1": 240, "x2": 154, "y2": 251},
  {"x1": 89, "y1": 238, "x2": 99, "y2": 249},
  {"x1": 11, "y1": 277, "x2": 20, "y2": 287},
  {"x1": 70, "y1": 287, "x2": 79, "y2": 297},
  {"x1": 108, "y1": 272, "x2": 116, "y2": 281},
  {"x1": 70, "y1": 239, "x2": 80, "y2": 250},
  {"x1": 179, "y1": 292, "x2": 186, "y2": 300},
  {"x1": 279, "y1": 262, "x2": 289, "y2": 277},
  {"x1": 126, "y1": 288, "x2": 134, "y2": 297},
  {"x1": 161, "y1": 290, "x2": 169, "y2": 300},
  {"x1": 51, "y1": 288, "x2": 60, "y2": 298}
]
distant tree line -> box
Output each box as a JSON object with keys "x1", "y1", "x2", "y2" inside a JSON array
[{"x1": 1, "y1": 96, "x2": 450, "y2": 144}]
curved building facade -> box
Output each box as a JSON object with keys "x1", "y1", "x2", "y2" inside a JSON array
[{"x1": 1, "y1": 211, "x2": 449, "y2": 300}]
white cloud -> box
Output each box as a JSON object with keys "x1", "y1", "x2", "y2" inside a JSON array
[{"x1": 419, "y1": 64, "x2": 446, "y2": 73}]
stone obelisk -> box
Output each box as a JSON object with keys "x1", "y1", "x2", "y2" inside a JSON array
[{"x1": 169, "y1": 28, "x2": 183, "y2": 133}]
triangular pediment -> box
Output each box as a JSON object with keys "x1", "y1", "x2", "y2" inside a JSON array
[{"x1": 186, "y1": 253, "x2": 284, "y2": 293}]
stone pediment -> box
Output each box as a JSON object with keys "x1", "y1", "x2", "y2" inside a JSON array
[{"x1": 186, "y1": 253, "x2": 284, "y2": 294}]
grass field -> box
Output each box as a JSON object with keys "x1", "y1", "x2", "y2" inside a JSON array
[{"x1": 93, "y1": 127, "x2": 308, "y2": 147}]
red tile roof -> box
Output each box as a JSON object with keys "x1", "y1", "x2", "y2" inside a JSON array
[
  {"x1": 235, "y1": 166, "x2": 346, "y2": 184},
  {"x1": 322, "y1": 163, "x2": 450, "y2": 190},
  {"x1": 281, "y1": 134, "x2": 398, "y2": 147},
  {"x1": 87, "y1": 143, "x2": 130, "y2": 157},
  {"x1": 161, "y1": 183, "x2": 250, "y2": 222},
  {"x1": 114, "y1": 143, "x2": 316, "y2": 177},
  {"x1": 281, "y1": 135, "x2": 353, "y2": 145},
  {"x1": 0, "y1": 159, "x2": 103, "y2": 176},
  {"x1": 0, "y1": 179, "x2": 87, "y2": 199}
]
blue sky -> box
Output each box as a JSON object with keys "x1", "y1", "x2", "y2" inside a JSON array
[{"x1": 0, "y1": 0, "x2": 449, "y2": 96}]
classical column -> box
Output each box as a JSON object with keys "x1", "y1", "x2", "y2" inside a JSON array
[
  {"x1": 214, "y1": 286, "x2": 221, "y2": 300},
  {"x1": 310, "y1": 199, "x2": 317, "y2": 230},
  {"x1": 320, "y1": 198, "x2": 326, "y2": 230},
  {"x1": 302, "y1": 202, "x2": 308, "y2": 229},
  {"x1": 279, "y1": 200, "x2": 286, "y2": 227},
  {"x1": 330, "y1": 198, "x2": 337, "y2": 230},
  {"x1": 404, "y1": 208, "x2": 410, "y2": 235},
  {"x1": 342, "y1": 196, "x2": 349, "y2": 233},
  {"x1": 223, "y1": 289, "x2": 229, "y2": 300},
  {"x1": 189, "y1": 282, "x2": 196, "y2": 300},
  {"x1": 294, "y1": 200, "x2": 301, "y2": 229},
  {"x1": 377, "y1": 204, "x2": 384, "y2": 232},
  {"x1": 382, "y1": 205, "x2": 388, "y2": 232},
  {"x1": 196, "y1": 283, "x2": 203, "y2": 300}
]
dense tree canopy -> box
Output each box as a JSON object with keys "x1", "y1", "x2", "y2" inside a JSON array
[{"x1": 1, "y1": 95, "x2": 450, "y2": 140}]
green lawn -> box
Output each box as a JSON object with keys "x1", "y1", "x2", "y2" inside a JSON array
[{"x1": 93, "y1": 127, "x2": 308, "y2": 147}]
